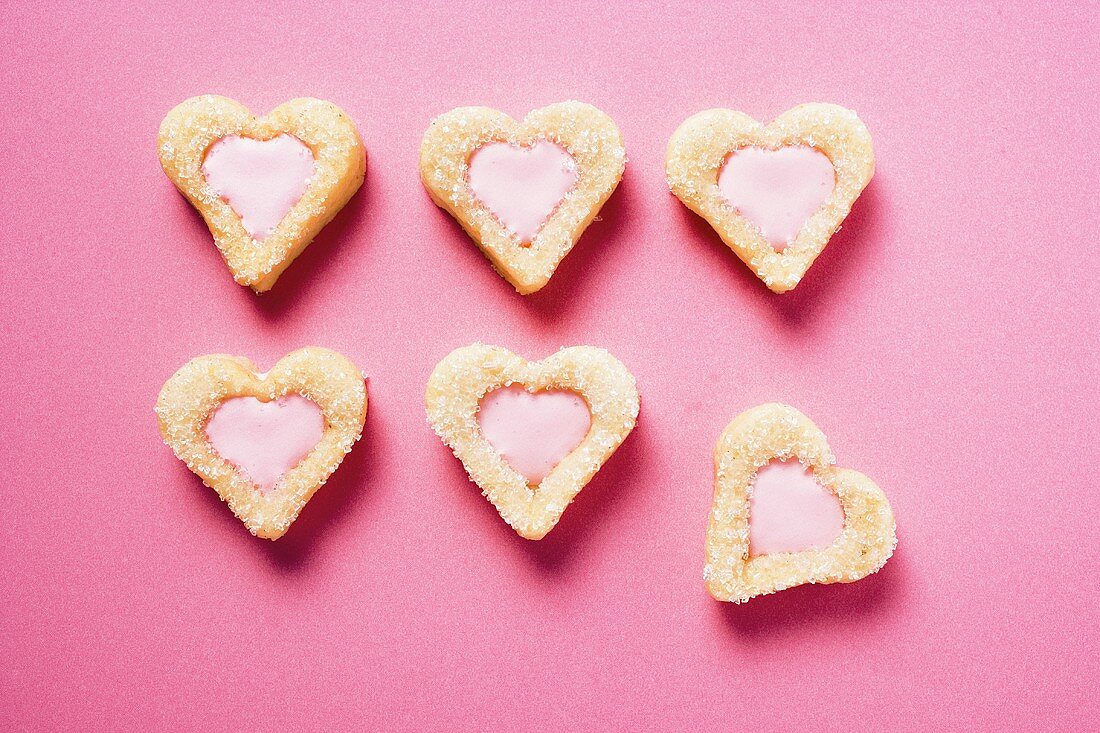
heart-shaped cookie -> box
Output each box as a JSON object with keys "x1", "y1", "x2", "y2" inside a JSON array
[
  {"x1": 705, "y1": 403, "x2": 896, "y2": 603},
  {"x1": 425, "y1": 344, "x2": 640, "y2": 539},
  {"x1": 155, "y1": 347, "x2": 367, "y2": 540},
  {"x1": 666, "y1": 103, "x2": 874, "y2": 293},
  {"x1": 158, "y1": 95, "x2": 365, "y2": 292},
  {"x1": 419, "y1": 101, "x2": 626, "y2": 295}
]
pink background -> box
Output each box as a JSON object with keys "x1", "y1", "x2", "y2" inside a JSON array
[{"x1": 2, "y1": 1, "x2": 1097, "y2": 730}]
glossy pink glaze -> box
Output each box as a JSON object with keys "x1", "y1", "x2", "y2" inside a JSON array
[
  {"x1": 203, "y1": 394, "x2": 325, "y2": 492},
  {"x1": 748, "y1": 460, "x2": 845, "y2": 557},
  {"x1": 467, "y1": 141, "x2": 578, "y2": 243},
  {"x1": 718, "y1": 146, "x2": 835, "y2": 250},
  {"x1": 201, "y1": 134, "x2": 316, "y2": 240},
  {"x1": 477, "y1": 385, "x2": 591, "y2": 486}
]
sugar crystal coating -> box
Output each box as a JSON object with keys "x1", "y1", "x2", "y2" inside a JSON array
[
  {"x1": 419, "y1": 102, "x2": 626, "y2": 295},
  {"x1": 425, "y1": 344, "x2": 640, "y2": 540},
  {"x1": 666, "y1": 103, "x2": 874, "y2": 293},
  {"x1": 155, "y1": 347, "x2": 367, "y2": 540},
  {"x1": 158, "y1": 95, "x2": 365, "y2": 292},
  {"x1": 705, "y1": 403, "x2": 896, "y2": 603}
]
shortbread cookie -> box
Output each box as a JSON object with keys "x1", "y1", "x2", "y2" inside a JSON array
[
  {"x1": 156, "y1": 347, "x2": 367, "y2": 540},
  {"x1": 419, "y1": 102, "x2": 626, "y2": 294},
  {"x1": 158, "y1": 95, "x2": 365, "y2": 292},
  {"x1": 705, "y1": 403, "x2": 895, "y2": 603},
  {"x1": 666, "y1": 104, "x2": 873, "y2": 293},
  {"x1": 425, "y1": 344, "x2": 639, "y2": 539}
]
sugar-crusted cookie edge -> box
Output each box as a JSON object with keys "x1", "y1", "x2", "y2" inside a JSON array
[
  {"x1": 419, "y1": 101, "x2": 626, "y2": 295},
  {"x1": 704, "y1": 403, "x2": 896, "y2": 603},
  {"x1": 666, "y1": 103, "x2": 874, "y2": 293},
  {"x1": 425, "y1": 343, "x2": 640, "y2": 539},
  {"x1": 158, "y1": 95, "x2": 366, "y2": 292},
  {"x1": 155, "y1": 346, "x2": 368, "y2": 539}
]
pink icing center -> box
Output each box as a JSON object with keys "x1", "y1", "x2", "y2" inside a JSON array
[
  {"x1": 467, "y1": 141, "x2": 578, "y2": 244},
  {"x1": 204, "y1": 395, "x2": 325, "y2": 492},
  {"x1": 748, "y1": 460, "x2": 844, "y2": 557},
  {"x1": 717, "y1": 146, "x2": 836, "y2": 251},
  {"x1": 201, "y1": 134, "x2": 316, "y2": 241},
  {"x1": 477, "y1": 385, "x2": 592, "y2": 486}
]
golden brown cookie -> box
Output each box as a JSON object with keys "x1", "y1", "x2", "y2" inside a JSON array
[
  {"x1": 156, "y1": 347, "x2": 367, "y2": 540},
  {"x1": 426, "y1": 343, "x2": 639, "y2": 539},
  {"x1": 158, "y1": 95, "x2": 365, "y2": 292},
  {"x1": 419, "y1": 102, "x2": 625, "y2": 294},
  {"x1": 705, "y1": 403, "x2": 895, "y2": 602},
  {"x1": 667, "y1": 104, "x2": 873, "y2": 293}
]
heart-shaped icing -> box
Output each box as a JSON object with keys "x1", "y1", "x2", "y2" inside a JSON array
[
  {"x1": 204, "y1": 395, "x2": 325, "y2": 492},
  {"x1": 467, "y1": 142, "x2": 578, "y2": 244},
  {"x1": 748, "y1": 460, "x2": 844, "y2": 556},
  {"x1": 705, "y1": 403, "x2": 896, "y2": 603},
  {"x1": 717, "y1": 147, "x2": 835, "y2": 250},
  {"x1": 426, "y1": 344, "x2": 639, "y2": 540},
  {"x1": 477, "y1": 385, "x2": 592, "y2": 485},
  {"x1": 666, "y1": 103, "x2": 874, "y2": 293},
  {"x1": 158, "y1": 95, "x2": 365, "y2": 293},
  {"x1": 201, "y1": 134, "x2": 317, "y2": 241},
  {"x1": 156, "y1": 347, "x2": 367, "y2": 540},
  {"x1": 419, "y1": 101, "x2": 625, "y2": 294}
]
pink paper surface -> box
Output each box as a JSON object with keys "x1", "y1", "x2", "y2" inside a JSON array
[{"x1": 1, "y1": 2, "x2": 1098, "y2": 730}]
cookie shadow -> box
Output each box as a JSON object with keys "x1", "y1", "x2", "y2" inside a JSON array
[
  {"x1": 424, "y1": 168, "x2": 638, "y2": 320},
  {"x1": 714, "y1": 543, "x2": 909, "y2": 641},
  {"x1": 518, "y1": 170, "x2": 638, "y2": 321},
  {"x1": 181, "y1": 400, "x2": 379, "y2": 571},
  {"x1": 246, "y1": 170, "x2": 376, "y2": 318},
  {"x1": 438, "y1": 409, "x2": 653, "y2": 573},
  {"x1": 259, "y1": 404, "x2": 380, "y2": 570},
  {"x1": 677, "y1": 181, "x2": 884, "y2": 330},
  {"x1": 515, "y1": 410, "x2": 653, "y2": 572},
  {"x1": 161, "y1": 166, "x2": 375, "y2": 317}
]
